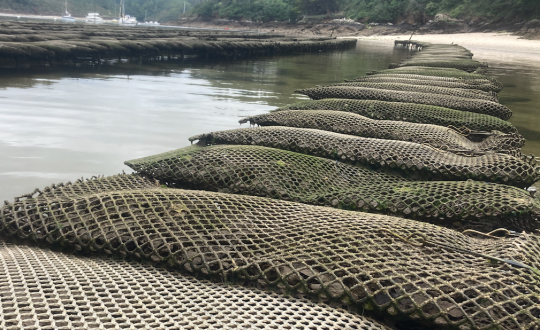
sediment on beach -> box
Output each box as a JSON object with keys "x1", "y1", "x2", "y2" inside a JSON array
[{"x1": 0, "y1": 21, "x2": 357, "y2": 67}]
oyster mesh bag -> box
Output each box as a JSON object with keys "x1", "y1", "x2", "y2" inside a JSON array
[
  {"x1": 125, "y1": 146, "x2": 540, "y2": 230},
  {"x1": 354, "y1": 74, "x2": 503, "y2": 93},
  {"x1": 295, "y1": 86, "x2": 512, "y2": 120},
  {"x1": 0, "y1": 241, "x2": 389, "y2": 330},
  {"x1": 186, "y1": 127, "x2": 537, "y2": 187},
  {"x1": 393, "y1": 60, "x2": 488, "y2": 72},
  {"x1": 327, "y1": 82, "x2": 498, "y2": 102},
  {"x1": 1, "y1": 177, "x2": 539, "y2": 330},
  {"x1": 239, "y1": 110, "x2": 523, "y2": 156},
  {"x1": 348, "y1": 76, "x2": 501, "y2": 93},
  {"x1": 403, "y1": 54, "x2": 474, "y2": 60},
  {"x1": 369, "y1": 67, "x2": 495, "y2": 80},
  {"x1": 274, "y1": 99, "x2": 517, "y2": 134}
]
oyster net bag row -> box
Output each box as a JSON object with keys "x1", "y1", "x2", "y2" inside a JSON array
[
  {"x1": 2, "y1": 176, "x2": 539, "y2": 330},
  {"x1": 392, "y1": 60, "x2": 488, "y2": 72},
  {"x1": 0, "y1": 241, "x2": 389, "y2": 330},
  {"x1": 367, "y1": 68, "x2": 502, "y2": 82},
  {"x1": 187, "y1": 126, "x2": 537, "y2": 187},
  {"x1": 239, "y1": 110, "x2": 523, "y2": 156},
  {"x1": 326, "y1": 82, "x2": 498, "y2": 102},
  {"x1": 348, "y1": 76, "x2": 500, "y2": 93},
  {"x1": 403, "y1": 54, "x2": 474, "y2": 60},
  {"x1": 295, "y1": 86, "x2": 511, "y2": 120},
  {"x1": 274, "y1": 99, "x2": 517, "y2": 134},
  {"x1": 125, "y1": 146, "x2": 540, "y2": 231},
  {"x1": 353, "y1": 74, "x2": 503, "y2": 93}
]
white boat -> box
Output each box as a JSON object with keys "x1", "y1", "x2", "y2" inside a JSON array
[
  {"x1": 117, "y1": 0, "x2": 137, "y2": 26},
  {"x1": 85, "y1": 13, "x2": 104, "y2": 24},
  {"x1": 118, "y1": 15, "x2": 137, "y2": 25},
  {"x1": 61, "y1": 0, "x2": 76, "y2": 22},
  {"x1": 62, "y1": 13, "x2": 76, "y2": 22},
  {"x1": 139, "y1": 21, "x2": 160, "y2": 26}
]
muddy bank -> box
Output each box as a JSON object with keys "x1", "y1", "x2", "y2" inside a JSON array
[{"x1": 173, "y1": 17, "x2": 540, "y2": 39}]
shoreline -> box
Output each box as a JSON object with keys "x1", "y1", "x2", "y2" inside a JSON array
[{"x1": 351, "y1": 33, "x2": 540, "y2": 62}]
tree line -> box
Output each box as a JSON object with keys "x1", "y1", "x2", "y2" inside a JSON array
[{"x1": 1, "y1": 0, "x2": 539, "y2": 23}]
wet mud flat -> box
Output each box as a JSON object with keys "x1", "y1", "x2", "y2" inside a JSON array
[{"x1": 0, "y1": 21, "x2": 357, "y2": 67}]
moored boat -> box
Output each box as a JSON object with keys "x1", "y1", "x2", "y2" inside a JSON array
[
  {"x1": 117, "y1": 0, "x2": 137, "y2": 26},
  {"x1": 61, "y1": 0, "x2": 76, "y2": 22},
  {"x1": 85, "y1": 12, "x2": 104, "y2": 24}
]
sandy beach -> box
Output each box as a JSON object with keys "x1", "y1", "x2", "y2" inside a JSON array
[{"x1": 353, "y1": 32, "x2": 540, "y2": 62}]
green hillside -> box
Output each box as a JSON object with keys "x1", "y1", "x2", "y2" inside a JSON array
[{"x1": 0, "y1": 0, "x2": 538, "y2": 23}]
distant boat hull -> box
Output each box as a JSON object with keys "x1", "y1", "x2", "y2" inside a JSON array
[
  {"x1": 85, "y1": 13, "x2": 104, "y2": 24},
  {"x1": 139, "y1": 22, "x2": 160, "y2": 26},
  {"x1": 62, "y1": 16, "x2": 76, "y2": 22},
  {"x1": 85, "y1": 18, "x2": 104, "y2": 24},
  {"x1": 118, "y1": 16, "x2": 137, "y2": 26}
]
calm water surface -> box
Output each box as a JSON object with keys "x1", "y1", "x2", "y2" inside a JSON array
[
  {"x1": 0, "y1": 40, "x2": 538, "y2": 201},
  {"x1": 0, "y1": 40, "x2": 407, "y2": 201}
]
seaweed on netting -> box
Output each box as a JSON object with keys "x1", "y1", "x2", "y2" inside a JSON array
[
  {"x1": 325, "y1": 81, "x2": 498, "y2": 102},
  {"x1": 349, "y1": 75, "x2": 501, "y2": 93},
  {"x1": 273, "y1": 99, "x2": 517, "y2": 133},
  {"x1": 186, "y1": 127, "x2": 537, "y2": 187},
  {"x1": 3, "y1": 183, "x2": 540, "y2": 330},
  {"x1": 239, "y1": 110, "x2": 523, "y2": 156},
  {"x1": 295, "y1": 86, "x2": 512, "y2": 119},
  {"x1": 394, "y1": 60, "x2": 488, "y2": 72}
]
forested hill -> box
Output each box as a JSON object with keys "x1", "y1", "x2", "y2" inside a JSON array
[{"x1": 0, "y1": 0, "x2": 539, "y2": 24}]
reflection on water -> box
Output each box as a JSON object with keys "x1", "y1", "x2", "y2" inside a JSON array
[
  {"x1": 479, "y1": 59, "x2": 540, "y2": 157},
  {"x1": 2, "y1": 40, "x2": 538, "y2": 201},
  {"x1": 0, "y1": 41, "x2": 407, "y2": 201}
]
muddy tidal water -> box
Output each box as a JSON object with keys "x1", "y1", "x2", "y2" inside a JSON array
[{"x1": 0, "y1": 39, "x2": 538, "y2": 201}]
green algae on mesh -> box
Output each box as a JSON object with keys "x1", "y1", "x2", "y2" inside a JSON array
[
  {"x1": 124, "y1": 144, "x2": 540, "y2": 231},
  {"x1": 0, "y1": 22, "x2": 358, "y2": 67},
  {"x1": 273, "y1": 99, "x2": 518, "y2": 134},
  {"x1": 187, "y1": 127, "x2": 537, "y2": 188},
  {"x1": 3, "y1": 186, "x2": 540, "y2": 329},
  {"x1": 325, "y1": 81, "x2": 499, "y2": 102},
  {"x1": 239, "y1": 110, "x2": 523, "y2": 157},
  {"x1": 294, "y1": 86, "x2": 512, "y2": 120}
]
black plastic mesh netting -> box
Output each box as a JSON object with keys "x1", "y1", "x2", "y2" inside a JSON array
[
  {"x1": 2, "y1": 180, "x2": 539, "y2": 330},
  {"x1": 326, "y1": 82, "x2": 498, "y2": 102},
  {"x1": 348, "y1": 76, "x2": 501, "y2": 93},
  {"x1": 0, "y1": 241, "x2": 389, "y2": 330},
  {"x1": 404, "y1": 54, "x2": 473, "y2": 60},
  {"x1": 184, "y1": 127, "x2": 538, "y2": 187},
  {"x1": 124, "y1": 146, "x2": 540, "y2": 231},
  {"x1": 8, "y1": 173, "x2": 158, "y2": 203},
  {"x1": 393, "y1": 60, "x2": 488, "y2": 72},
  {"x1": 274, "y1": 99, "x2": 517, "y2": 134},
  {"x1": 295, "y1": 86, "x2": 512, "y2": 120},
  {"x1": 354, "y1": 74, "x2": 503, "y2": 93},
  {"x1": 368, "y1": 68, "x2": 502, "y2": 82},
  {"x1": 389, "y1": 66, "x2": 477, "y2": 71},
  {"x1": 239, "y1": 110, "x2": 523, "y2": 156}
]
